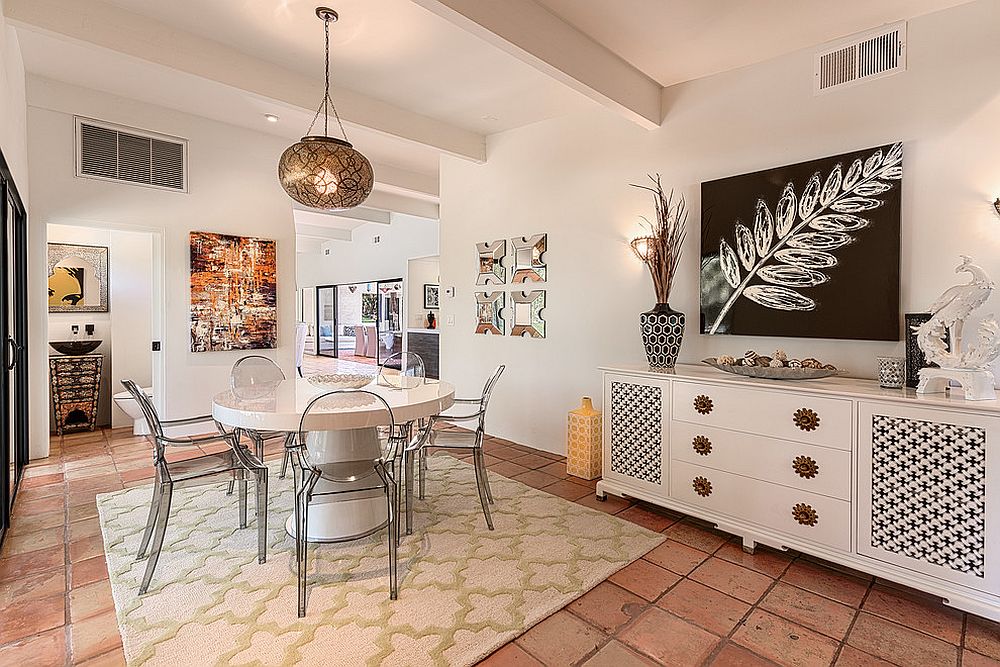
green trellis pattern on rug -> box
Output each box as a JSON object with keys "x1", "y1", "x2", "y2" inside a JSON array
[{"x1": 96, "y1": 456, "x2": 664, "y2": 666}]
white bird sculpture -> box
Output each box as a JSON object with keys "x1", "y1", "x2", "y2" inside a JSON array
[{"x1": 917, "y1": 255, "x2": 999, "y2": 370}]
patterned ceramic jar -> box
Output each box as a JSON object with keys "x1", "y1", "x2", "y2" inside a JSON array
[{"x1": 877, "y1": 356, "x2": 906, "y2": 389}]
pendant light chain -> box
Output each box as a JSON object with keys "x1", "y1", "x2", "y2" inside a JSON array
[{"x1": 306, "y1": 14, "x2": 349, "y2": 142}]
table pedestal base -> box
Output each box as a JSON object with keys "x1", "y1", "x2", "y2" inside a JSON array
[{"x1": 284, "y1": 426, "x2": 389, "y2": 543}]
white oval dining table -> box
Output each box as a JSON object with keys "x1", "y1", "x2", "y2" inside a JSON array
[{"x1": 212, "y1": 377, "x2": 455, "y2": 543}]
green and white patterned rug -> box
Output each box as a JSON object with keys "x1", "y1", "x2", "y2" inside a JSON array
[{"x1": 97, "y1": 455, "x2": 664, "y2": 666}]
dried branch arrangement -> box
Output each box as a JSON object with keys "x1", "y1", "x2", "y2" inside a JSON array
[{"x1": 631, "y1": 175, "x2": 688, "y2": 304}]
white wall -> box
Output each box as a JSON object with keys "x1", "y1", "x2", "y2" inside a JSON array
[
  {"x1": 406, "y1": 256, "x2": 440, "y2": 329},
  {"x1": 296, "y1": 214, "x2": 439, "y2": 289},
  {"x1": 438, "y1": 0, "x2": 1000, "y2": 454},
  {"x1": 28, "y1": 77, "x2": 296, "y2": 454}
]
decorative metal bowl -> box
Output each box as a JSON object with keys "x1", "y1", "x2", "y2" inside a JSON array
[
  {"x1": 307, "y1": 373, "x2": 374, "y2": 389},
  {"x1": 701, "y1": 358, "x2": 842, "y2": 380}
]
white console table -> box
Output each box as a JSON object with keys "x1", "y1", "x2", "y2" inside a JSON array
[{"x1": 597, "y1": 364, "x2": 1000, "y2": 620}]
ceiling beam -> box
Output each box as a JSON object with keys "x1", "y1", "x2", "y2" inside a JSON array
[
  {"x1": 292, "y1": 205, "x2": 392, "y2": 226},
  {"x1": 5, "y1": 0, "x2": 486, "y2": 161},
  {"x1": 412, "y1": 0, "x2": 662, "y2": 129},
  {"x1": 295, "y1": 222, "x2": 354, "y2": 242}
]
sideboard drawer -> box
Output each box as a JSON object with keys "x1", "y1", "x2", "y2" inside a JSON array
[
  {"x1": 672, "y1": 380, "x2": 852, "y2": 450},
  {"x1": 670, "y1": 421, "x2": 851, "y2": 500},
  {"x1": 670, "y1": 460, "x2": 851, "y2": 552}
]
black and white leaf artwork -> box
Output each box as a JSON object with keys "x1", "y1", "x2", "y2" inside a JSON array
[{"x1": 700, "y1": 143, "x2": 902, "y2": 341}]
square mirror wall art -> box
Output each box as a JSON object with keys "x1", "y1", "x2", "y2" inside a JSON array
[
  {"x1": 475, "y1": 291, "x2": 505, "y2": 335},
  {"x1": 511, "y1": 234, "x2": 547, "y2": 283},
  {"x1": 511, "y1": 290, "x2": 546, "y2": 338},
  {"x1": 476, "y1": 240, "x2": 506, "y2": 285}
]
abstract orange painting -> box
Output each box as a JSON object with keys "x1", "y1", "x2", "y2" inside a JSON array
[{"x1": 190, "y1": 232, "x2": 277, "y2": 352}]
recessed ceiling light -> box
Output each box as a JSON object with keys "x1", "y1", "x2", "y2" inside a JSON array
[{"x1": 264, "y1": 114, "x2": 280, "y2": 123}]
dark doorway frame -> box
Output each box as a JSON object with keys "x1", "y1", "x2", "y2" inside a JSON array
[{"x1": 0, "y1": 146, "x2": 29, "y2": 550}]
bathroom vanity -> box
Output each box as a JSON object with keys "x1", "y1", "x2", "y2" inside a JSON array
[
  {"x1": 49, "y1": 352, "x2": 103, "y2": 434},
  {"x1": 599, "y1": 363, "x2": 1000, "y2": 620}
]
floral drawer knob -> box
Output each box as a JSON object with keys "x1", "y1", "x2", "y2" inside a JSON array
[
  {"x1": 692, "y1": 435, "x2": 712, "y2": 456},
  {"x1": 693, "y1": 395, "x2": 714, "y2": 415},
  {"x1": 792, "y1": 455, "x2": 819, "y2": 479},
  {"x1": 692, "y1": 476, "x2": 713, "y2": 497},
  {"x1": 793, "y1": 407, "x2": 820, "y2": 432},
  {"x1": 792, "y1": 503, "x2": 819, "y2": 526}
]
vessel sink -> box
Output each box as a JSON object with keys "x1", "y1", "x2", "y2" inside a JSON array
[{"x1": 50, "y1": 340, "x2": 102, "y2": 355}]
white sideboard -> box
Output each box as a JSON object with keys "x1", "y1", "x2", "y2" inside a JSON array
[{"x1": 597, "y1": 364, "x2": 1000, "y2": 620}]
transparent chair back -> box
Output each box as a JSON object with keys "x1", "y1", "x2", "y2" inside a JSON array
[
  {"x1": 477, "y1": 365, "x2": 505, "y2": 431},
  {"x1": 378, "y1": 352, "x2": 425, "y2": 389},
  {"x1": 295, "y1": 389, "x2": 400, "y2": 480},
  {"x1": 121, "y1": 379, "x2": 165, "y2": 452},
  {"x1": 231, "y1": 355, "x2": 285, "y2": 399}
]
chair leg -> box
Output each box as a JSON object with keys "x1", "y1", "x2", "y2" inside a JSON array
[
  {"x1": 479, "y1": 449, "x2": 495, "y2": 504},
  {"x1": 418, "y1": 447, "x2": 427, "y2": 500},
  {"x1": 136, "y1": 478, "x2": 161, "y2": 560},
  {"x1": 387, "y1": 477, "x2": 398, "y2": 600},
  {"x1": 404, "y1": 449, "x2": 414, "y2": 536},
  {"x1": 297, "y1": 485, "x2": 311, "y2": 617},
  {"x1": 139, "y1": 483, "x2": 173, "y2": 594},
  {"x1": 256, "y1": 467, "x2": 268, "y2": 564},
  {"x1": 280, "y1": 449, "x2": 290, "y2": 479},
  {"x1": 238, "y1": 468, "x2": 248, "y2": 529},
  {"x1": 472, "y1": 450, "x2": 494, "y2": 531}
]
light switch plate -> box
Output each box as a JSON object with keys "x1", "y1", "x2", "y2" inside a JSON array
[{"x1": 447, "y1": 315, "x2": 455, "y2": 326}]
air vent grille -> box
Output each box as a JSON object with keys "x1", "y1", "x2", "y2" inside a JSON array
[
  {"x1": 76, "y1": 117, "x2": 187, "y2": 192},
  {"x1": 815, "y1": 22, "x2": 906, "y2": 93}
]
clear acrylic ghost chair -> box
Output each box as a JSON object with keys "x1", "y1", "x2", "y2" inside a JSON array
[
  {"x1": 377, "y1": 351, "x2": 426, "y2": 390},
  {"x1": 228, "y1": 355, "x2": 295, "y2": 479},
  {"x1": 289, "y1": 389, "x2": 405, "y2": 617},
  {"x1": 121, "y1": 379, "x2": 268, "y2": 595},
  {"x1": 404, "y1": 365, "x2": 505, "y2": 535}
]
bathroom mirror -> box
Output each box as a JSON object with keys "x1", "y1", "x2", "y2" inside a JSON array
[
  {"x1": 511, "y1": 234, "x2": 547, "y2": 283},
  {"x1": 47, "y1": 243, "x2": 109, "y2": 313},
  {"x1": 511, "y1": 290, "x2": 546, "y2": 338},
  {"x1": 475, "y1": 292, "x2": 505, "y2": 335},
  {"x1": 476, "y1": 240, "x2": 506, "y2": 285}
]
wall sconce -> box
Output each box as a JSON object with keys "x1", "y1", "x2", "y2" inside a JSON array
[{"x1": 994, "y1": 197, "x2": 1000, "y2": 218}]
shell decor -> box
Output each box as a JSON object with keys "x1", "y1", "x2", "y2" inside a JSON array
[{"x1": 704, "y1": 350, "x2": 839, "y2": 379}]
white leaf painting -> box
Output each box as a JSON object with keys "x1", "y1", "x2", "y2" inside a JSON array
[{"x1": 707, "y1": 142, "x2": 903, "y2": 334}]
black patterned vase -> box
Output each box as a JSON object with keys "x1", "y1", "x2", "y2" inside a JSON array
[{"x1": 640, "y1": 303, "x2": 685, "y2": 370}]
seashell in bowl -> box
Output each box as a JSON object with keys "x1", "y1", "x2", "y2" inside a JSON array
[{"x1": 307, "y1": 373, "x2": 375, "y2": 389}]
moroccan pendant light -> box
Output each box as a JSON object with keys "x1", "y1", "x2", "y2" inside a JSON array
[{"x1": 277, "y1": 7, "x2": 374, "y2": 210}]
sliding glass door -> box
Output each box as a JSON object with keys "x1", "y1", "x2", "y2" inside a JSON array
[
  {"x1": 316, "y1": 285, "x2": 336, "y2": 357},
  {"x1": 0, "y1": 149, "x2": 28, "y2": 549},
  {"x1": 376, "y1": 279, "x2": 403, "y2": 365}
]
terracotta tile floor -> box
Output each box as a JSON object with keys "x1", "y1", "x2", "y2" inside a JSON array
[{"x1": 3, "y1": 427, "x2": 1000, "y2": 666}]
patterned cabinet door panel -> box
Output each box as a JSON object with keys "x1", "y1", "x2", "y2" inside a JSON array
[
  {"x1": 602, "y1": 374, "x2": 669, "y2": 496},
  {"x1": 858, "y1": 402, "x2": 1000, "y2": 591}
]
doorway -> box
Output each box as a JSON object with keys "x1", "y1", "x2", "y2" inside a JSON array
[
  {"x1": 0, "y1": 148, "x2": 28, "y2": 549},
  {"x1": 313, "y1": 279, "x2": 403, "y2": 366}
]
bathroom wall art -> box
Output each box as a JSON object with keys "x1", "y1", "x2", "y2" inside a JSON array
[
  {"x1": 190, "y1": 231, "x2": 277, "y2": 352},
  {"x1": 47, "y1": 243, "x2": 109, "y2": 313},
  {"x1": 700, "y1": 143, "x2": 902, "y2": 341}
]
